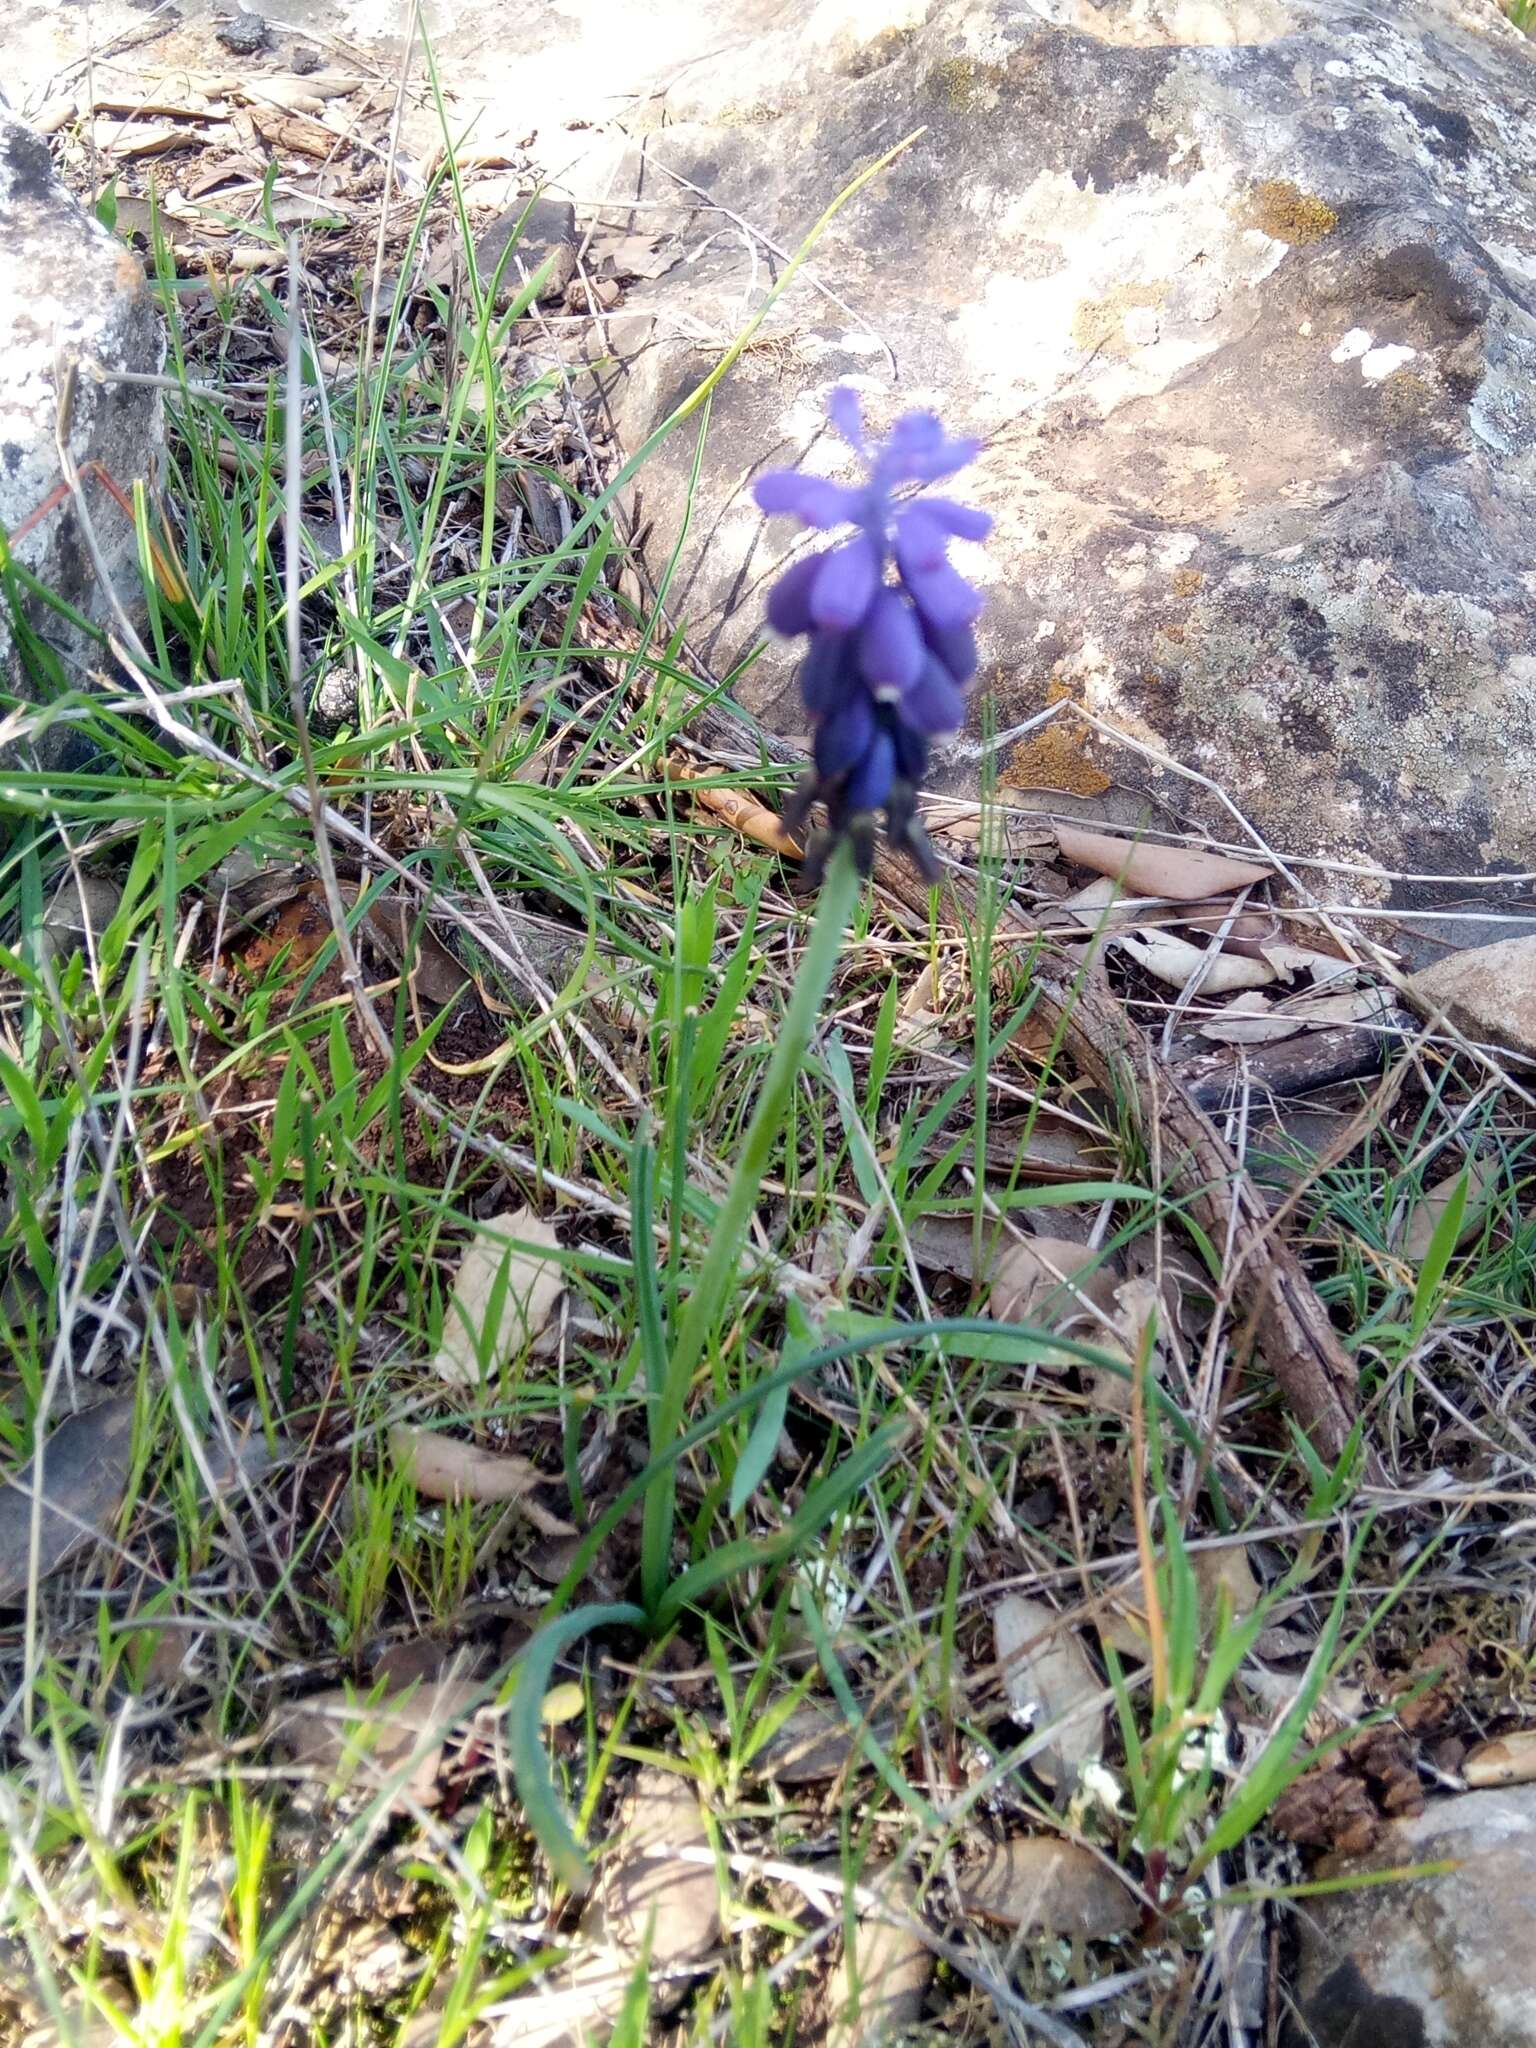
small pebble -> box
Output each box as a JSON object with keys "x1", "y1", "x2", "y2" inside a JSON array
[
  {"x1": 314, "y1": 667, "x2": 359, "y2": 727},
  {"x1": 217, "y1": 10, "x2": 270, "y2": 56}
]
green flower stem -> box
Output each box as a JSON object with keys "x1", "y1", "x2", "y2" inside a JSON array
[{"x1": 639, "y1": 843, "x2": 862, "y2": 1618}]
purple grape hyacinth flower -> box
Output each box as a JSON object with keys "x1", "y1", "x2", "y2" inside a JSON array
[{"x1": 754, "y1": 387, "x2": 990, "y2": 884}]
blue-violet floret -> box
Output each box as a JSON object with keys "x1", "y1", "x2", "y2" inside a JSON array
[{"x1": 754, "y1": 387, "x2": 990, "y2": 883}]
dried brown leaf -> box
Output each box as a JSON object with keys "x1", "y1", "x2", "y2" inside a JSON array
[
  {"x1": 490, "y1": 1770, "x2": 719, "y2": 2048},
  {"x1": 0, "y1": 1396, "x2": 138, "y2": 1606},
  {"x1": 1115, "y1": 925, "x2": 1277, "y2": 994},
  {"x1": 90, "y1": 89, "x2": 218, "y2": 118},
  {"x1": 1097, "y1": 1540, "x2": 1255, "y2": 1655},
  {"x1": 1197, "y1": 992, "x2": 1300, "y2": 1046},
  {"x1": 93, "y1": 118, "x2": 210, "y2": 157},
  {"x1": 1395, "y1": 1158, "x2": 1496, "y2": 1262},
  {"x1": 240, "y1": 74, "x2": 363, "y2": 113},
  {"x1": 271, "y1": 1678, "x2": 481, "y2": 1810},
  {"x1": 602, "y1": 1768, "x2": 719, "y2": 1959},
  {"x1": 1191, "y1": 1542, "x2": 1262, "y2": 1620},
  {"x1": 751, "y1": 1695, "x2": 894, "y2": 1785},
  {"x1": 1085, "y1": 1271, "x2": 1166, "y2": 1414},
  {"x1": 432, "y1": 1205, "x2": 566, "y2": 1387},
  {"x1": 32, "y1": 96, "x2": 80, "y2": 135},
  {"x1": 1055, "y1": 823, "x2": 1272, "y2": 900},
  {"x1": 1055, "y1": 876, "x2": 1153, "y2": 930},
  {"x1": 1464, "y1": 1731, "x2": 1536, "y2": 1789},
  {"x1": 821, "y1": 1864, "x2": 930, "y2": 2048},
  {"x1": 979, "y1": 1114, "x2": 1120, "y2": 1185},
  {"x1": 926, "y1": 798, "x2": 1055, "y2": 858},
  {"x1": 993, "y1": 1594, "x2": 1104, "y2": 1789},
  {"x1": 358, "y1": 888, "x2": 470, "y2": 1011},
  {"x1": 667, "y1": 760, "x2": 800, "y2": 855},
  {"x1": 987, "y1": 1234, "x2": 1114, "y2": 1325},
  {"x1": 958, "y1": 1836, "x2": 1136, "y2": 1937},
  {"x1": 389, "y1": 1425, "x2": 573, "y2": 1534},
  {"x1": 593, "y1": 231, "x2": 680, "y2": 280}
]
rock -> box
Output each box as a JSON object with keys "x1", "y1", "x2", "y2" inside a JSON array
[
  {"x1": 313, "y1": 665, "x2": 360, "y2": 727},
  {"x1": 0, "y1": 110, "x2": 165, "y2": 769},
  {"x1": 475, "y1": 196, "x2": 577, "y2": 307},
  {"x1": 216, "y1": 10, "x2": 270, "y2": 56},
  {"x1": 589, "y1": 0, "x2": 1536, "y2": 906},
  {"x1": 1291, "y1": 1785, "x2": 1536, "y2": 2047},
  {"x1": 1406, "y1": 933, "x2": 1536, "y2": 1060}
]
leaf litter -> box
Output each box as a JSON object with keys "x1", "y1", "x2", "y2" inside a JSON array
[
  {"x1": 431, "y1": 1204, "x2": 567, "y2": 1387},
  {"x1": 993, "y1": 1593, "x2": 1106, "y2": 1791}
]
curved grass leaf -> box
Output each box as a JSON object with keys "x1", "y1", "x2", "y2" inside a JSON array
[{"x1": 506, "y1": 1600, "x2": 647, "y2": 1892}]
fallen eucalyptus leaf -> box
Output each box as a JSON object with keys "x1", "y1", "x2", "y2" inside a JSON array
[
  {"x1": 1085, "y1": 1271, "x2": 1167, "y2": 1415},
  {"x1": 357, "y1": 888, "x2": 470, "y2": 1011},
  {"x1": 987, "y1": 1235, "x2": 1115, "y2": 1326},
  {"x1": 489, "y1": 1770, "x2": 719, "y2": 2047},
  {"x1": 1115, "y1": 927, "x2": 1275, "y2": 994},
  {"x1": 1055, "y1": 823, "x2": 1272, "y2": 901},
  {"x1": 993, "y1": 1594, "x2": 1104, "y2": 1790},
  {"x1": 1055, "y1": 876, "x2": 1154, "y2": 930},
  {"x1": 603, "y1": 1768, "x2": 720, "y2": 1958},
  {"x1": 958, "y1": 1836, "x2": 1136, "y2": 1937},
  {"x1": 1395, "y1": 1159, "x2": 1497, "y2": 1262},
  {"x1": 821, "y1": 1863, "x2": 931, "y2": 2048},
  {"x1": 389, "y1": 1425, "x2": 573, "y2": 1535},
  {"x1": 432, "y1": 1206, "x2": 566, "y2": 1387},
  {"x1": 751, "y1": 1694, "x2": 895, "y2": 1786},
  {"x1": 1192, "y1": 1542, "x2": 1262, "y2": 1620},
  {"x1": 0, "y1": 1395, "x2": 138, "y2": 1606},
  {"x1": 1197, "y1": 992, "x2": 1301, "y2": 1047},
  {"x1": 271, "y1": 1677, "x2": 482, "y2": 1810}
]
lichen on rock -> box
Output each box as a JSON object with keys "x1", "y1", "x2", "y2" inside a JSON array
[{"x1": 589, "y1": 0, "x2": 1536, "y2": 909}]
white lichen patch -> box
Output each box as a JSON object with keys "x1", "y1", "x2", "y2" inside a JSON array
[
  {"x1": 954, "y1": 161, "x2": 1286, "y2": 420},
  {"x1": 1330, "y1": 327, "x2": 1372, "y2": 363},
  {"x1": 1360, "y1": 343, "x2": 1416, "y2": 382}
]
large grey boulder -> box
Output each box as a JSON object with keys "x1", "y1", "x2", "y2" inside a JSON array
[
  {"x1": 0, "y1": 110, "x2": 165, "y2": 767},
  {"x1": 1290, "y1": 1784, "x2": 1536, "y2": 2047},
  {"x1": 590, "y1": 0, "x2": 1536, "y2": 906}
]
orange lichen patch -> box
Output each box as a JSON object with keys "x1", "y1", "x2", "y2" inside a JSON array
[
  {"x1": 1070, "y1": 280, "x2": 1167, "y2": 359},
  {"x1": 1171, "y1": 566, "x2": 1204, "y2": 598},
  {"x1": 1242, "y1": 180, "x2": 1337, "y2": 245},
  {"x1": 1002, "y1": 679, "x2": 1112, "y2": 797}
]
